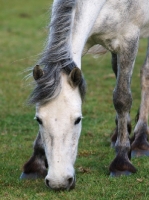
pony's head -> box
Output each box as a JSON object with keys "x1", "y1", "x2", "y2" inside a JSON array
[{"x1": 31, "y1": 64, "x2": 86, "y2": 190}]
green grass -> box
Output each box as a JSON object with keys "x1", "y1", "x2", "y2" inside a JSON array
[{"x1": 0, "y1": 0, "x2": 149, "y2": 199}]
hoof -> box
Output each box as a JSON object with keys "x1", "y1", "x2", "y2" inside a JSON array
[
  {"x1": 110, "y1": 170, "x2": 132, "y2": 177},
  {"x1": 131, "y1": 149, "x2": 149, "y2": 158},
  {"x1": 20, "y1": 172, "x2": 44, "y2": 180},
  {"x1": 109, "y1": 152, "x2": 137, "y2": 176}
]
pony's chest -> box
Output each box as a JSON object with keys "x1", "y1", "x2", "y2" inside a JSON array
[{"x1": 87, "y1": 0, "x2": 149, "y2": 51}]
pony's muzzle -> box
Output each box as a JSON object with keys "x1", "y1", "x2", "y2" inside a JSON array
[{"x1": 45, "y1": 175, "x2": 75, "y2": 191}]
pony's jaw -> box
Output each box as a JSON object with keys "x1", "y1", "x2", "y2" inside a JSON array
[{"x1": 35, "y1": 73, "x2": 82, "y2": 190}]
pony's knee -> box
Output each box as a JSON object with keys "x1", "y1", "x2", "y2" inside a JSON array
[{"x1": 113, "y1": 89, "x2": 132, "y2": 114}]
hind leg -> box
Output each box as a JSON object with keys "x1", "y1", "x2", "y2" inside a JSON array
[
  {"x1": 111, "y1": 53, "x2": 132, "y2": 147},
  {"x1": 131, "y1": 38, "x2": 149, "y2": 157},
  {"x1": 20, "y1": 132, "x2": 48, "y2": 179}
]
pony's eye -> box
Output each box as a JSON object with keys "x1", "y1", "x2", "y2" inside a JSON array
[
  {"x1": 36, "y1": 117, "x2": 43, "y2": 125},
  {"x1": 74, "y1": 117, "x2": 81, "y2": 125}
]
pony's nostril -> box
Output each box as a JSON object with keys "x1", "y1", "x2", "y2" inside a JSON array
[
  {"x1": 45, "y1": 179, "x2": 50, "y2": 187},
  {"x1": 68, "y1": 177, "x2": 73, "y2": 186}
]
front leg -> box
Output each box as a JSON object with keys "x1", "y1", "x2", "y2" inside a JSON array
[
  {"x1": 111, "y1": 53, "x2": 132, "y2": 147},
  {"x1": 20, "y1": 132, "x2": 48, "y2": 179},
  {"x1": 109, "y1": 33, "x2": 140, "y2": 176}
]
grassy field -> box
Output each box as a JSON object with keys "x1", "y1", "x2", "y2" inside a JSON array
[{"x1": 1, "y1": 0, "x2": 149, "y2": 199}]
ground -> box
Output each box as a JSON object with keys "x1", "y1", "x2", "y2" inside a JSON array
[{"x1": 0, "y1": 0, "x2": 149, "y2": 199}]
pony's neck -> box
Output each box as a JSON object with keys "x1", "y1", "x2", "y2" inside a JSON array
[
  {"x1": 71, "y1": 0, "x2": 106, "y2": 68},
  {"x1": 40, "y1": 0, "x2": 106, "y2": 69}
]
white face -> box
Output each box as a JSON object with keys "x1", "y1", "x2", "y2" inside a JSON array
[{"x1": 35, "y1": 73, "x2": 82, "y2": 190}]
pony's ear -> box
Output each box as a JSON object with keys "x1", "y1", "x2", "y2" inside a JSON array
[
  {"x1": 33, "y1": 65, "x2": 44, "y2": 80},
  {"x1": 68, "y1": 67, "x2": 82, "y2": 87}
]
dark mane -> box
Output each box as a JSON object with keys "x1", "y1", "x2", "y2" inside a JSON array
[{"x1": 28, "y1": 0, "x2": 86, "y2": 105}]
